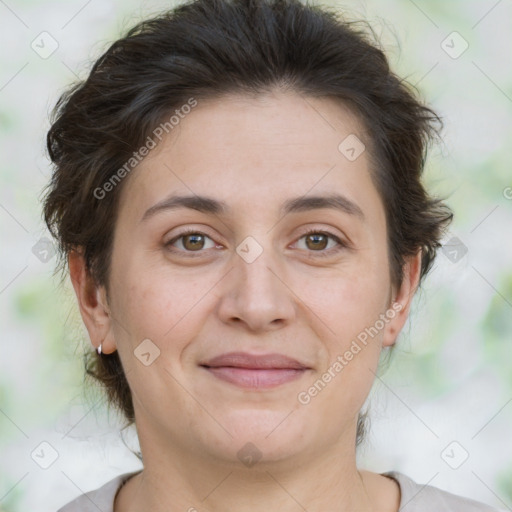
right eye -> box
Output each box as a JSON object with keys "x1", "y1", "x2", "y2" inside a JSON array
[{"x1": 165, "y1": 230, "x2": 219, "y2": 255}]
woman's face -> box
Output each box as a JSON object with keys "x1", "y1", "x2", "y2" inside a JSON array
[{"x1": 82, "y1": 90, "x2": 418, "y2": 466}]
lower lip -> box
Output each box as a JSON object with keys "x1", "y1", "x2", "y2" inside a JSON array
[{"x1": 203, "y1": 366, "x2": 307, "y2": 389}]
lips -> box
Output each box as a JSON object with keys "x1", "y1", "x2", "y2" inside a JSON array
[
  {"x1": 201, "y1": 352, "x2": 309, "y2": 370},
  {"x1": 200, "y1": 352, "x2": 310, "y2": 389}
]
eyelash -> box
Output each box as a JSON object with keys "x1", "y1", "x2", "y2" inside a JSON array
[{"x1": 165, "y1": 228, "x2": 347, "y2": 258}]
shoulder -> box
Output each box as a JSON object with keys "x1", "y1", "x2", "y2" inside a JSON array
[
  {"x1": 383, "y1": 471, "x2": 502, "y2": 511},
  {"x1": 56, "y1": 469, "x2": 501, "y2": 512},
  {"x1": 56, "y1": 471, "x2": 142, "y2": 512}
]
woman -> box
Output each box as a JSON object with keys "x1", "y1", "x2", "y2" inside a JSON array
[{"x1": 42, "y1": 0, "x2": 500, "y2": 510}]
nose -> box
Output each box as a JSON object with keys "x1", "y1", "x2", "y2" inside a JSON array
[{"x1": 216, "y1": 243, "x2": 296, "y2": 333}]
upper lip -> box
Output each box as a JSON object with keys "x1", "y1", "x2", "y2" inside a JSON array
[{"x1": 201, "y1": 352, "x2": 310, "y2": 370}]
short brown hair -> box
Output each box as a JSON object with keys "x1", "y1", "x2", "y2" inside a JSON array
[{"x1": 42, "y1": 0, "x2": 453, "y2": 446}]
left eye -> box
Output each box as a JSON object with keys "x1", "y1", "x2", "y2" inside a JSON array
[{"x1": 294, "y1": 229, "x2": 345, "y2": 256}]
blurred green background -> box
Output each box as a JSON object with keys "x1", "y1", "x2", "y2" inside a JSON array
[{"x1": 0, "y1": 0, "x2": 511, "y2": 510}]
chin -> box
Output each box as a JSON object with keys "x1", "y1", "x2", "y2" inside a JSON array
[{"x1": 209, "y1": 409, "x2": 312, "y2": 460}]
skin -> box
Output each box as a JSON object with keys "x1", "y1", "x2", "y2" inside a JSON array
[{"x1": 69, "y1": 89, "x2": 421, "y2": 512}]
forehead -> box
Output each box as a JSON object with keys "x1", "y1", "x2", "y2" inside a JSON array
[{"x1": 116, "y1": 90, "x2": 380, "y2": 224}]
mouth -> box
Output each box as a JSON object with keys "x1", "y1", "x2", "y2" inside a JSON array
[
  {"x1": 199, "y1": 352, "x2": 311, "y2": 389},
  {"x1": 201, "y1": 366, "x2": 309, "y2": 389}
]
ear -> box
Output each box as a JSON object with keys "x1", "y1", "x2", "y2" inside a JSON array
[
  {"x1": 382, "y1": 250, "x2": 422, "y2": 347},
  {"x1": 68, "y1": 248, "x2": 116, "y2": 354}
]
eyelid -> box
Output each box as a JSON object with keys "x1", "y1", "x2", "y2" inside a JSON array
[
  {"x1": 292, "y1": 227, "x2": 349, "y2": 257},
  {"x1": 164, "y1": 225, "x2": 350, "y2": 257},
  {"x1": 164, "y1": 228, "x2": 220, "y2": 256}
]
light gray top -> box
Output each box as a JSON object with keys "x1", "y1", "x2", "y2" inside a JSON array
[{"x1": 57, "y1": 470, "x2": 500, "y2": 511}]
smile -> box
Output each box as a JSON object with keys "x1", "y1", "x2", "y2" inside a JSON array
[{"x1": 201, "y1": 366, "x2": 309, "y2": 389}]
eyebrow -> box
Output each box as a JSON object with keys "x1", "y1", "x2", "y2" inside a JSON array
[{"x1": 140, "y1": 193, "x2": 365, "y2": 223}]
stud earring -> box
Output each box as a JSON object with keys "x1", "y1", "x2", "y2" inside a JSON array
[{"x1": 97, "y1": 343, "x2": 102, "y2": 355}]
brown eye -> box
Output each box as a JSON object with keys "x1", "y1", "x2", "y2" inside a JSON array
[
  {"x1": 181, "y1": 233, "x2": 206, "y2": 251},
  {"x1": 295, "y1": 229, "x2": 347, "y2": 257},
  {"x1": 304, "y1": 233, "x2": 329, "y2": 251},
  {"x1": 165, "y1": 230, "x2": 217, "y2": 255}
]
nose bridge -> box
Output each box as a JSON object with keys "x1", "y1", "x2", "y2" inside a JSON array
[
  {"x1": 240, "y1": 240, "x2": 279, "y2": 290},
  {"x1": 236, "y1": 233, "x2": 286, "y2": 304},
  {"x1": 217, "y1": 232, "x2": 295, "y2": 331}
]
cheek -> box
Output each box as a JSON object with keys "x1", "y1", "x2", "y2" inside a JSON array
[
  {"x1": 109, "y1": 271, "x2": 209, "y2": 405},
  {"x1": 296, "y1": 255, "x2": 390, "y2": 409},
  {"x1": 300, "y1": 277, "x2": 387, "y2": 418},
  {"x1": 303, "y1": 260, "x2": 391, "y2": 341},
  {"x1": 120, "y1": 277, "x2": 203, "y2": 342},
  {"x1": 111, "y1": 257, "x2": 221, "y2": 371}
]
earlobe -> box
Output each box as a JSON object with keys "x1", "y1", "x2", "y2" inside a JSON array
[
  {"x1": 382, "y1": 250, "x2": 422, "y2": 347},
  {"x1": 68, "y1": 249, "x2": 116, "y2": 354}
]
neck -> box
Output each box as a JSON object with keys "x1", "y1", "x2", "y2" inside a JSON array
[{"x1": 115, "y1": 425, "x2": 377, "y2": 512}]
